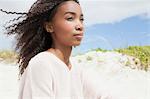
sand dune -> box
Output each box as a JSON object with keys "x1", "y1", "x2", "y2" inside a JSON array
[{"x1": 0, "y1": 51, "x2": 150, "y2": 99}]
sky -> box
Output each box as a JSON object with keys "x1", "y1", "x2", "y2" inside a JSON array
[{"x1": 0, "y1": 0, "x2": 150, "y2": 54}]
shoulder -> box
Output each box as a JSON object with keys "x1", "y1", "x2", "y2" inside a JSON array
[
  {"x1": 29, "y1": 51, "x2": 54, "y2": 63},
  {"x1": 31, "y1": 51, "x2": 50, "y2": 61},
  {"x1": 28, "y1": 51, "x2": 53, "y2": 70}
]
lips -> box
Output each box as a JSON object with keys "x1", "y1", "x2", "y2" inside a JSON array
[
  {"x1": 73, "y1": 33, "x2": 83, "y2": 40},
  {"x1": 73, "y1": 33, "x2": 83, "y2": 36}
]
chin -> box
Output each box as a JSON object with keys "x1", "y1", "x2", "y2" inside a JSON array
[{"x1": 73, "y1": 42, "x2": 81, "y2": 46}]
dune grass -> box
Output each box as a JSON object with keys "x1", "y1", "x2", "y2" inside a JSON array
[
  {"x1": 94, "y1": 46, "x2": 150, "y2": 71},
  {"x1": 0, "y1": 50, "x2": 18, "y2": 63},
  {"x1": 0, "y1": 46, "x2": 150, "y2": 71},
  {"x1": 114, "y1": 46, "x2": 150, "y2": 71}
]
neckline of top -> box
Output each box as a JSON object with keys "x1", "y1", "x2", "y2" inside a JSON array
[{"x1": 44, "y1": 51, "x2": 73, "y2": 72}]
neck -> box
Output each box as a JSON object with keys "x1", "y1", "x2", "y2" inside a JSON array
[{"x1": 48, "y1": 44, "x2": 72, "y2": 67}]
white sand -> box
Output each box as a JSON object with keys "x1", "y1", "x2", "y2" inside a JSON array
[
  {"x1": 0, "y1": 51, "x2": 150, "y2": 99},
  {"x1": 73, "y1": 51, "x2": 150, "y2": 99},
  {"x1": 0, "y1": 63, "x2": 19, "y2": 99}
]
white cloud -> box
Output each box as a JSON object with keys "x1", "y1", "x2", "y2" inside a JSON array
[
  {"x1": 0, "y1": 0, "x2": 36, "y2": 31},
  {"x1": 79, "y1": 0, "x2": 150, "y2": 26},
  {"x1": 0, "y1": 0, "x2": 150, "y2": 26},
  {"x1": 0, "y1": 0, "x2": 35, "y2": 12}
]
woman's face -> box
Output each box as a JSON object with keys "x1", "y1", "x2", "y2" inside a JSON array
[{"x1": 46, "y1": 1, "x2": 84, "y2": 47}]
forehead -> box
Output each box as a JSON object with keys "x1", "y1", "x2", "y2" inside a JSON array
[{"x1": 56, "y1": 1, "x2": 82, "y2": 15}]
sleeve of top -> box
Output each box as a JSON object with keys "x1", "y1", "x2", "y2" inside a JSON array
[
  {"x1": 81, "y1": 67, "x2": 121, "y2": 99},
  {"x1": 27, "y1": 58, "x2": 55, "y2": 99}
]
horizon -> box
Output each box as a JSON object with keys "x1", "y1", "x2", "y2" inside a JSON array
[{"x1": 0, "y1": 0, "x2": 150, "y2": 54}]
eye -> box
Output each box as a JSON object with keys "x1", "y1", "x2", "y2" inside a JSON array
[
  {"x1": 66, "y1": 17, "x2": 74, "y2": 21},
  {"x1": 80, "y1": 18, "x2": 84, "y2": 22}
]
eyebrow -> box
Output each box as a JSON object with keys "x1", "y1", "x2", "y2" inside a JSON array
[{"x1": 64, "y1": 11, "x2": 83, "y2": 17}]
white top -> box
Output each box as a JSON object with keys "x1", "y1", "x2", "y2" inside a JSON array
[{"x1": 18, "y1": 51, "x2": 115, "y2": 99}]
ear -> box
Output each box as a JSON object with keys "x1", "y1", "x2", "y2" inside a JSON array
[{"x1": 44, "y1": 22, "x2": 54, "y2": 33}]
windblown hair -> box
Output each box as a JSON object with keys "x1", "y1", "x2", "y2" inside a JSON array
[{"x1": 0, "y1": 0, "x2": 79, "y2": 77}]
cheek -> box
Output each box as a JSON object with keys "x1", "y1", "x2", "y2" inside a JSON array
[
  {"x1": 53, "y1": 22, "x2": 75, "y2": 43},
  {"x1": 61, "y1": 22, "x2": 74, "y2": 33},
  {"x1": 55, "y1": 22, "x2": 75, "y2": 36}
]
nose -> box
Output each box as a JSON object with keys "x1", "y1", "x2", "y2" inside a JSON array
[{"x1": 75, "y1": 21, "x2": 84, "y2": 31}]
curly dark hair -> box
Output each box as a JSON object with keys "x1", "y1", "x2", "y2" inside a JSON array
[{"x1": 0, "y1": 0, "x2": 79, "y2": 77}]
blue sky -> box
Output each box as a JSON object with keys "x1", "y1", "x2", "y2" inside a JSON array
[
  {"x1": 0, "y1": 0, "x2": 150, "y2": 54},
  {"x1": 73, "y1": 15, "x2": 150, "y2": 53}
]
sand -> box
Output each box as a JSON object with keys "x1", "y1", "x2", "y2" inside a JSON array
[{"x1": 0, "y1": 51, "x2": 150, "y2": 99}]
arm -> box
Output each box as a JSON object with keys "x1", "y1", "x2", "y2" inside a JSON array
[{"x1": 26, "y1": 58, "x2": 55, "y2": 99}]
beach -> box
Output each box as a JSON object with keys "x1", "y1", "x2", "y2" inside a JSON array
[
  {"x1": 0, "y1": 63, "x2": 19, "y2": 99},
  {"x1": 0, "y1": 51, "x2": 150, "y2": 99}
]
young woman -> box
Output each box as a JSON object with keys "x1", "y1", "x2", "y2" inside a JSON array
[{"x1": 1, "y1": 0, "x2": 116, "y2": 99}]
